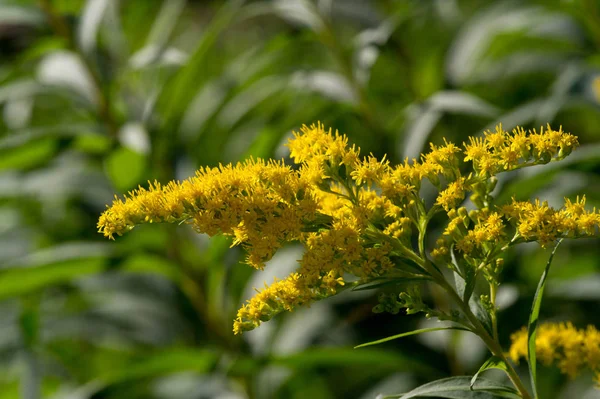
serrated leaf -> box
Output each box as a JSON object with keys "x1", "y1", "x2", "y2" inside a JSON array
[
  {"x1": 355, "y1": 327, "x2": 470, "y2": 349},
  {"x1": 470, "y1": 356, "x2": 508, "y2": 389},
  {"x1": 527, "y1": 239, "x2": 562, "y2": 399}
]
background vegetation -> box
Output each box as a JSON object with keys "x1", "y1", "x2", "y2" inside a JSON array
[{"x1": 1, "y1": 0, "x2": 600, "y2": 398}]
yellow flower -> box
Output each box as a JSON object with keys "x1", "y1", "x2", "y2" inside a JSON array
[
  {"x1": 509, "y1": 322, "x2": 600, "y2": 381},
  {"x1": 234, "y1": 273, "x2": 310, "y2": 334},
  {"x1": 484, "y1": 124, "x2": 507, "y2": 150},
  {"x1": 351, "y1": 154, "x2": 389, "y2": 186},
  {"x1": 424, "y1": 139, "x2": 461, "y2": 172},
  {"x1": 502, "y1": 197, "x2": 600, "y2": 246},
  {"x1": 436, "y1": 177, "x2": 468, "y2": 212},
  {"x1": 98, "y1": 158, "x2": 320, "y2": 269},
  {"x1": 287, "y1": 122, "x2": 359, "y2": 175},
  {"x1": 99, "y1": 121, "x2": 594, "y2": 334},
  {"x1": 463, "y1": 124, "x2": 578, "y2": 176},
  {"x1": 456, "y1": 211, "x2": 505, "y2": 254}
]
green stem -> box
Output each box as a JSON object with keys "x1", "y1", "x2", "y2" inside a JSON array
[
  {"x1": 490, "y1": 282, "x2": 499, "y2": 342},
  {"x1": 434, "y1": 273, "x2": 531, "y2": 399}
]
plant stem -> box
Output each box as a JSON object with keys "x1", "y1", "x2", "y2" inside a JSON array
[
  {"x1": 490, "y1": 282, "x2": 499, "y2": 342},
  {"x1": 434, "y1": 273, "x2": 532, "y2": 399}
]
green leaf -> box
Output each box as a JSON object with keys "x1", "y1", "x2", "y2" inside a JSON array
[
  {"x1": 105, "y1": 147, "x2": 147, "y2": 191},
  {"x1": 119, "y1": 253, "x2": 182, "y2": 281},
  {"x1": 470, "y1": 356, "x2": 509, "y2": 389},
  {"x1": 402, "y1": 91, "x2": 499, "y2": 159},
  {"x1": 527, "y1": 239, "x2": 563, "y2": 399},
  {"x1": 4, "y1": 242, "x2": 112, "y2": 268},
  {"x1": 271, "y1": 348, "x2": 436, "y2": 376},
  {"x1": 392, "y1": 376, "x2": 521, "y2": 399},
  {"x1": 452, "y1": 257, "x2": 493, "y2": 336},
  {"x1": 453, "y1": 267, "x2": 476, "y2": 303},
  {"x1": 0, "y1": 138, "x2": 56, "y2": 170},
  {"x1": 158, "y1": 0, "x2": 243, "y2": 126},
  {"x1": 99, "y1": 348, "x2": 218, "y2": 386},
  {"x1": 77, "y1": 0, "x2": 110, "y2": 54},
  {"x1": 354, "y1": 327, "x2": 470, "y2": 349},
  {"x1": 351, "y1": 277, "x2": 431, "y2": 292},
  {"x1": 0, "y1": 124, "x2": 100, "y2": 151},
  {"x1": 469, "y1": 295, "x2": 494, "y2": 337},
  {"x1": 19, "y1": 297, "x2": 40, "y2": 349},
  {"x1": 0, "y1": 258, "x2": 106, "y2": 300}
]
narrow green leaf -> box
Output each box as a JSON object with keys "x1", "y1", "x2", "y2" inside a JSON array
[
  {"x1": 5, "y1": 242, "x2": 112, "y2": 268},
  {"x1": 158, "y1": 0, "x2": 243, "y2": 125},
  {"x1": 0, "y1": 138, "x2": 56, "y2": 170},
  {"x1": 119, "y1": 253, "x2": 182, "y2": 281},
  {"x1": 527, "y1": 239, "x2": 563, "y2": 399},
  {"x1": 99, "y1": 348, "x2": 218, "y2": 386},
  {"x1": 470, "y1": 356, "x2": 508, "y2": 389},
  {"x1": 270, "y1": 347, "x2": 436, "y2": 376},
  {"x1": 0, "y1": 124, "x2": 99, "y2": 151},
  {"x1": 393, "y1": 376, "x2": 521, "y2": 399},
  {"x1": 451, "y1": 245, "x2": 476, "y2": 303},
  {"x1": 77, "y1": 0, "x2": 110, "y2": 54},
  {"x1": 351, "y1": 277, "x2": 431, "y2": 292},
  {"x1": 0, "y1": 258, "x2": 106, "y2": 300},
  {"x1": 354, "y1": 326, "x2": 470, "y2": 349}
]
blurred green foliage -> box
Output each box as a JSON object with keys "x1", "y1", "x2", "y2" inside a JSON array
[{"x1": 1, "y1": 0, "x2": 600, "y2": 398}]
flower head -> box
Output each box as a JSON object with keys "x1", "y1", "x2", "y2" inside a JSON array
[
  {"x1": 98, "y1": 122, "x2": 595, "y2": 334},
  {"x1": 510, "y1": 322, "x2": 600, "y2": 382}
]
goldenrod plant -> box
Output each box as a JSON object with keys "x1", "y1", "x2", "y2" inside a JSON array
[{"x1": 99, "y1": 123, "x2": 599, "y2": 398}]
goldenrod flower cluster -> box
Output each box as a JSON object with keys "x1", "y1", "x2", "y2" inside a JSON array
[
  {"x1": 509, "y1": 323, "x2": 600, "y2": 383},
  {"x1": 463, "y1": 124, "x2": 577, "y2": 177},
  {"x1": 98, "y1": 122, "x2": 598, "y2": 334},
  {"x1": 502, "y1": 196, "x2": 600, "y2": 247},
  {"x1": 98, "y1": 159, "x2": 322, "y2": 270}
]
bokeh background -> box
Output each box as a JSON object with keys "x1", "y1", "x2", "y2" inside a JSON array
[{"x1": 2, "y1": 0, "x2": 600, "y2": 398}]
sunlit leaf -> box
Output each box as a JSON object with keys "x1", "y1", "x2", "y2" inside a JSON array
[
  {"x1": 355, "y1": 327, "x2": 470, "y2": 349},
  {"x1": 0, "y1": 138, "x2": 56, "y2": 170},
  {"x1": 105, "y1": 147, "x2": 147, "y2": 191},
  {"x1": 272, "y1": 347, "x2": 436, "y2": 375},
  {"x1": 388, "y1": 376, "x2": 521, "y2": 399},
  {"x1": 0, "y1": 258, "x2": 107, "y2": 300},
  {"x1": 527, "y1": 239, "x2": 562, "y2": 399}
]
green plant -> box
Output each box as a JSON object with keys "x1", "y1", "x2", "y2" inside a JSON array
[
  {"x1": 99, "y1": 122, "x2": 599, "y2": 398},
  {"x1": 4, "y1": 1, "x2": 600, "y2": 398}
]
